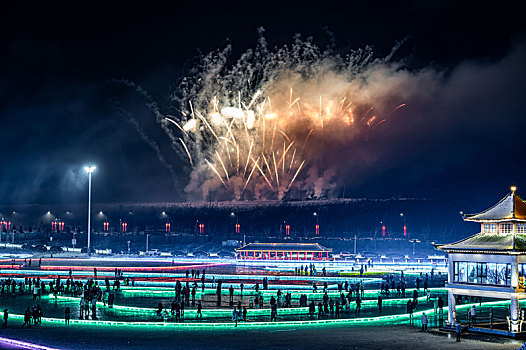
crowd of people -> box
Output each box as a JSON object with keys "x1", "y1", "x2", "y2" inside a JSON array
[{"x1": 0, "y1": 266, "x2": 447, "y2": 330}]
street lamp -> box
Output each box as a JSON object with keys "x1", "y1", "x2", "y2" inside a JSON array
[
  {"x1": 146, "y1": 233, "x2": 150, "y2": 252},
  {"x1": 84, "y1": 165, "x2": 96, "y2": 254},
  {"x1": 231, "y1": 212, "x2": 240, "y2": 234},
  {"x1": 409, "y1": 239, "x2": 421, "y2": 257},
  {"x1": 400, "y1": 212, "x2": 407, "y2": 237}
]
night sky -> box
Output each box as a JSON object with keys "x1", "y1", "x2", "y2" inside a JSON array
[{"x1": 1, "y1": 1, "x2": 525, "y2": 205}]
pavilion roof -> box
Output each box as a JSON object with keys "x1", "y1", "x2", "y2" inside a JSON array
[
  {"x1": 235, "y1": 242, "x2": 332, "y2": 252},
  {"x1": 462, "y1": 190, "x2": 526, "y2": 222},
  {"x1": 434, "y1": 232, "x2": 526, "y2": 253}
]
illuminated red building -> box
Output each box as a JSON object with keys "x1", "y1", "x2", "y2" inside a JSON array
[{"x1": 235, "y1": 242, "x2": 332, "y2": 261}]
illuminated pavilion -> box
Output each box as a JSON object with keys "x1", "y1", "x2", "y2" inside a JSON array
[
  {"x1": 235, "y1": 242, "x2": 332, "y2": 261},
  {"x1": 435, "y1": 186, "x2": 526, "y2": 335}
]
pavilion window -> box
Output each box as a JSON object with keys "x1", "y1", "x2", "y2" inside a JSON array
[
  {"x1": 454, "y1": 262, "x2": 467, "y2": 282},
  {"x1": 517, "y1": 223, "x2": 526, "y2": 234},
  {"x1": 500, "y1": 223, "x2": 513, "y2": 234},
  {"x1": 454, "y1": 261, "x2": 509, "y2": 285},
  {"x1": 483, "y1": 223, "x2": 497, "y2": 233},
  {"x1": 476, "y1": 262, "x2": 487, "y2": 284},
  {"x1": 467, "y1": 262, "x2": 477, "y2": 283},
  {"x1": 487, "y1": 263, "x2": 497, "y2": 284},
  {"x1": 496, "y1": 263, "x2": 511, "y2": 285}
]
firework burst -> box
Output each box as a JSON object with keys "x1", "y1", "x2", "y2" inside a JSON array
[{"x1": 127, "y1": 30, "x2": 407, "y2": 200}]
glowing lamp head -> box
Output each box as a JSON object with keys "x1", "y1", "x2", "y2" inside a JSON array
[
  {"x1": 511, "y1": 185, "x2": 517, "y2": 192},
  {"x1": 84, "y1": 165, "x2": 96, "y2": 173}
]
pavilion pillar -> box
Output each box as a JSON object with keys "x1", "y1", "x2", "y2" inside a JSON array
[
  {"x1": 511, "y1": 295, "x2": 519, "y2": 332},
  {"x1": 511, "y1": 257, "x2": 519, "y2": 289},
  {"x1": 448, "y1": 290, "x2": 456, "y2": 326}
]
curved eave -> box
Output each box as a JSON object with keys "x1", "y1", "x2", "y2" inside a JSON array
[
  {"x1": 433, "y1": 243, "x2": 445, "y2": 251},
  {"x1": 463, "y1": 217, "x2": 526, "y2": 223},
  {"x1": 433, "y1": 232, "x2": 480, "y2": 252},
  {"x1": 462, "y1": 191, "x2": 526, "y2": 222},
  {"x1": 435, "y1": 248, "x2": 526, "y2": 255},
  {"x1": 461, "y1": 192, "x2": 511, "y2": 221}
]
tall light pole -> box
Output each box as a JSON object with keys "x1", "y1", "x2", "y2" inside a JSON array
[
  {"x1": 409, "y1": 239, "x2": 420, "y2": 258},
  {"x1": 313, "y1": 212, "x2": 319, "y2": 235},
  {"x1": 400, "y1": 212, "x2": 407, "y2": 237},
  {"x1": 84, "y1": 165, "x2": 96, "y2": 254},
  {"x1": 146, "y1": 233, "x2": 150, "y2": 252},
  {"x1": 0, "y1": 217, "x2": 3, "y2": 244},
  {"x1": 231, "y1": 212, "x2": 240, "y2": 235}
]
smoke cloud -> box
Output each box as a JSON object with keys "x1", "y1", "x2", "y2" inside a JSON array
[{"x1": 125, "y1": 32, "x2": 526, "y2": 201}]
